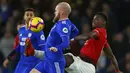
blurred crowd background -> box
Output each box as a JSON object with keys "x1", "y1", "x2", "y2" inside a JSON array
[{"x1": 0, "y1": 0, "x2": 130, "y2": 73}]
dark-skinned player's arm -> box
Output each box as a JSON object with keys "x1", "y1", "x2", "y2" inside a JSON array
[
  {"x1": 7, "y1": 44, "x2": 20, "y2": 61},
  {"x1": 103, "y1": 42, "x2": 123, "y2": 73},
  {"x1": 74, "y1": 30, "x2": 99, "y2": 41},
  {"x1": 3, "y1": 35, "x2": 20, "y2": 68},
  {"x1": 3, "y1": 44, "x2": 20, "y2": 68}
]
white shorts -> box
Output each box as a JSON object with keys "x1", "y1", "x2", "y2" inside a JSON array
[{"x1": 65, "y1": 53, "x2": 96, "y2": 73}]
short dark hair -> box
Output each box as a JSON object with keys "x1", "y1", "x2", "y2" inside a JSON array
[
  {"x1": 17, "y1": 20, "x2": 24, "y2": 25},
  {"x1": 96, "y1": 12, "x2": 108, "y2": 21},
  {"x1": 24, "y1": 8, "x2": 34, "y2": 12}
]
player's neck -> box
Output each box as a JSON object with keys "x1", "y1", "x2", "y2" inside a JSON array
[
  {"x1": 59, "y1": 18, "x2": 69, "y2": 21},
  {"x1": 96, "y1": 26, "x2": 105, "y2": 28},
  {"x1": 25, "y1": 22, "x2": 29, "y2": 29},
  {"x1": 59, "y1": 15, "x2": 69, "y2": 21}
]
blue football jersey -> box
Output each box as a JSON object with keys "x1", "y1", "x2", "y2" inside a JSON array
[
  {"x1": 18, "y1": 25, "x2": 45, "y2": 65},
  {"x1": 45, "y1": 19, "x2": 79, "y2": 61}
]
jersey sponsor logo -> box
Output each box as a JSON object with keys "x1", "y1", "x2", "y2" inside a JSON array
[
  {"x1": 62, "y1": 27, "x2": 68, "y2": 33},
  {"x1": 40, "y1": 34, "x2": 45, "y2": 40},
  {"x1": 28, "y1": 33, "x2": 32, "y2": 37},
  {"x1": 22, "y1": 38, "x2": 27, "y2": 41},
  {"x1": 20, "y1": 42, "x2": 25, "y2": 46}
]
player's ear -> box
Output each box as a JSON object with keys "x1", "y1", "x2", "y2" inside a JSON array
[{"x1": 61, "y1": 10, "x2": 64, "y2": 15}]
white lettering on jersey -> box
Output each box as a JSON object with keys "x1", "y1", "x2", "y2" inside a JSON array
[
  {"x1": 20, "y1": 37, "x2": 27, "y2": 46},
  {"x1": 62, "y1": 21, "x2": 66, "y2": 24},
  {"x1": 40, "y1": 34, "x2": 45, "y2": 40},
  {"x1": 62, "y1": 27, "x2": 68, "y2": 33}
]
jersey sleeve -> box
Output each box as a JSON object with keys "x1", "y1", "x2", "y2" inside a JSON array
[
  {"x1": 33, "y1": 31, "x2": 46, "y2": 50},
  {"x1": 35, "y1": 31, "x2": 46, "y2": 46},
  {"x1": 70, "y1": 24, "x2": 79, "y2": 39},
  {"x1": 104, "y1": 41, "x2": 110, "y2": 48},
  {"x1": 93, "y1": 29, "x2": 100, "y2": 38},
  {"x1": 56, "y1": 21, "x2": 70, "y2": 50},
  {"x1": 56, "y1": 21, "x2": 70, "y2": 36}
]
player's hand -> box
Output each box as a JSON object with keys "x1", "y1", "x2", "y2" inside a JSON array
[
  {"x1": 116, "y1": 71, "x2": 123, "y2": 73},
  {"x1": 116, "y1": 70, "x2": 123, "y2": 73},
  {"x1": 49, "y1": 47, "x2": 58, "y2": 52},
  {"x1": 3, "y1": 59, "x2": 9, "y2": 68},
  {"x1": 24, "y1": 38, "x2": 35, "y2": 56}
]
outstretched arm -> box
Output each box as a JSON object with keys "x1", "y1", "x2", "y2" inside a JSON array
[
  {"x1": 3, "y1": 44, "x2": 20, "y2": 68},
  {"x1": 103, "y1": 43, "x2": 122, "y2": 73},
  {"x1": 74, "y1": 31, "x2": 99, "y2": 41},
  {"x1": 7, "y1": 44, "x2": 20, "y2": 61}
]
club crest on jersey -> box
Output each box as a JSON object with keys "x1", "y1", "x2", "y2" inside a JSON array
[
  {"x1": 40, "y1": 34, "x2": 45, "y2": 40},
  {"x1": 62, "y1": 27, "x2": 68, "y2": 33}
]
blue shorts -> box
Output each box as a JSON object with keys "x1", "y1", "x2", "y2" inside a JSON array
[
  {"x1": 35, "y1": 58, "x2": 66, "y2": 73},
  {"x1": 14, "y1": 62, "x2": 38, "y2": 73}
]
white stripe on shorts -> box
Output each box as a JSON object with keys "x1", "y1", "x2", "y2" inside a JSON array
[{"x1": 54, "y1": 62, "x2": 61, "y2": 73}]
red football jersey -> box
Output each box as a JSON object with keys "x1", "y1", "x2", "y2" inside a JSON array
[{"x1": 80, "y1": 28, "x2": 109, "y2": 63}]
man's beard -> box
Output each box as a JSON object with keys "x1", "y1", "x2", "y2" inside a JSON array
[{"x1": 53, "y1": 14, "x2": 60, "y2": 23}]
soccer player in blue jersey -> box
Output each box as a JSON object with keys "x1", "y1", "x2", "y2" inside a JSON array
[
  {"x1": 30, "y1": 2, "x2": 79, "y2": 73},
  {"x1": 5, "y1": 8, "x2": 45, "y2": 73}
]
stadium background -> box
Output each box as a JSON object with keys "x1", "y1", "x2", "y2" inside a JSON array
[{"x1": 0, "y1": 0, "x2": 130, "y2": 73}]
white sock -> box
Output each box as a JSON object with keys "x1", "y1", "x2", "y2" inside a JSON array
[{"x1": 34, "y1": 50, "x2": 44, "y2": 60}]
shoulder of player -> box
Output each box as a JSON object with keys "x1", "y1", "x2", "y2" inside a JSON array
[
  {"x1": 18, "y1": 25, "x2": 26, "y2": 33},
  {"x1": 19, "y1": 25, "x2": 26, "y2": 30},
  {"x1": 56, "y1": 20, "x2": 70, "y2": 28},
  {"x1": 19, "y1": 25, "x2": 26, "y2": 29},
  {"x1": 94, "y1": 28, "x2": 106, "y2": 32},
  {"x1": 30, "y1": 30, "x2": 44, "y2": 35},
  {"x1": 57, "y1": 19, "x2": 70, "y2": 25}
]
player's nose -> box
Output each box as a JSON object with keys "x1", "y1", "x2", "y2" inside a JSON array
[{"x1": 28, "y1": 17, "x2": 31, "y2": 20}]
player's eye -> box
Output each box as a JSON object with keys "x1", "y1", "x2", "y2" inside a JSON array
[
  {"x1": 26, "y1": 13, "x2": 29, "y2": 16},
  {"x1": 30, "y1": 14, "x2": 32, "y2": 16},
  {"x1": 95, "y1": 17, "x2": 100, "y2": 20}
]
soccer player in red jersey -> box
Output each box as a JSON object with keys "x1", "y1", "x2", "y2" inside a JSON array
[{"x1": 65, "y1": 12, "x2": 122, "y2": 73}]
